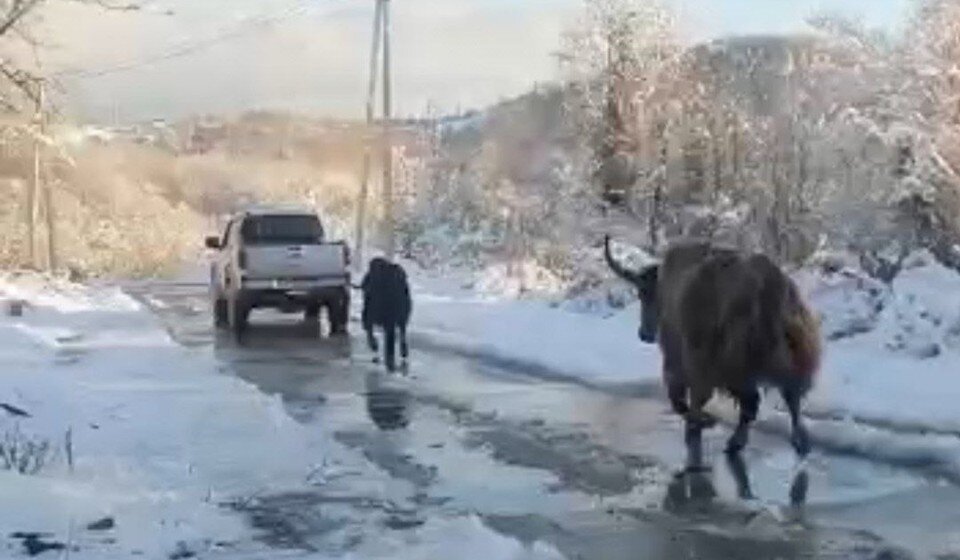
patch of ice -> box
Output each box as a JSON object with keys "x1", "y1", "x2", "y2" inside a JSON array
[{"x1": 343, "y1": 515, "x2": 565, "y2": 560}]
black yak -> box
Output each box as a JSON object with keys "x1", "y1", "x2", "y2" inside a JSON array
[
  {"x1": 604, "y1": 236, "x2": 821, "y2": 461},
  {"x1": 360, "y1": 257, "x2": 412, "y2": 372}
]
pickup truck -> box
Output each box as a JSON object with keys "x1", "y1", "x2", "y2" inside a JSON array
[{"x1": 206, "y1": 206, "x2": 351, "y2": 340}]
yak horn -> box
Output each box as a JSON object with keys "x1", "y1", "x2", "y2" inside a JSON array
[{"x1": 604, "y1": 235, "x2": 644, "y2": 284}]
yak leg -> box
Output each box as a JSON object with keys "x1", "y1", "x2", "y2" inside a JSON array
[
  {"x1": 685, "y1": 383, "x2": 716, "y2": 429},
  {"x1": 668, "y1": 380, "x2": 688, "y2": 416},
  {"x1": 726, "y1": 385, "x2": 760, "y2": 455},
  {"x1": 364, "y1": 306, "x2": 379, "y2": 355},
  {"x1": 661, "y1": 334, "x2": 687, "y2": 415},
  {"x1": 725, "y1": 451, "x2": 754, "y2": 500},
  {"x1": 684, "y1": 383, "x2": 714, "y2": 472},
  {"x1": 384, "y1": 325, "x2": 397, "y2": 372},
  {"x1": 399, "y1": 324, "x2": 409, "y2": 360},
  {"x1": 782, "y1": 386, "x2": 811, "y2": 457}
]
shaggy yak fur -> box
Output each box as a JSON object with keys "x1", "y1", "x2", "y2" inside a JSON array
[
  {"x1": 604, "y1": 236, "x2": 822, "y2": 461},
  {"x1": 360, "y1": 257, "x2": 412, "y2": 371}
]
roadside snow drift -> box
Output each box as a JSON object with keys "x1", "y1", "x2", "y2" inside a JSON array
[{"x1": 0, "y1": 273, "x2": 318, "y2": 558}]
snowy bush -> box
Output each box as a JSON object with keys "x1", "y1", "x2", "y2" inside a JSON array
[
  {"x1": 796, "y1": 265, "x2": 888, "y2": 342},
  {"x1": 799, "y1": 248, "x2": 960, "y2": 359}
]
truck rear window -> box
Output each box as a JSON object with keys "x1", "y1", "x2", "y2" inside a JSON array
[{"x1": 240, "y1": 215, "x2": 324, "y2": 245}]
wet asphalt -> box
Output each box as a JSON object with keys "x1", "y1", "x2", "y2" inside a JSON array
[{"x1": 127, "y1": 282, "x2": 960, "y2": 560}]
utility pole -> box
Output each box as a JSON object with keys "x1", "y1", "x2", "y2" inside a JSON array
[
  {"x1": 40, "y1": 82, "x2": 56, "y2": 271},
  {"x1": 381, "y1": 0, "x2": 394, "y2": 260},
  {"x1": 28, "y1": 81, "x2": 43, "y2": 269},
  {"x1": 354, "y1": 0, "x2": 383, "y2": 270}
]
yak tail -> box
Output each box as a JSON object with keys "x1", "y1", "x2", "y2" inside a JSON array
[{"x1": 784, "y1": 287, "x2": 822, "y2": 382}]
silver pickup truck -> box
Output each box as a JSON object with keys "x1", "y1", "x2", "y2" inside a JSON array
[{"x1": 206, "y1": 206, "x2": 350, "y2": 340}]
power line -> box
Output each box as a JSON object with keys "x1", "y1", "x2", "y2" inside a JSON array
[{"x1": 54, "y1": 0, "x2": 315, "y2": 80}]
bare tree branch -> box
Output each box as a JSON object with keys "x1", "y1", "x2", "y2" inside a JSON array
[
  {"x1": 69, "y1": 0, "x2": 142, "y2": 11},
  {"x1": 0, "y1": 0, "x2": 43, "y2": 38},
  {"x1": 0, "y1": 60, "x2": 42, "y2": 106}
]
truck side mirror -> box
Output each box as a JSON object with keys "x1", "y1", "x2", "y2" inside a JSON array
[{"x1": 205, "y1": 236, "x2": 221, "y2": 250}]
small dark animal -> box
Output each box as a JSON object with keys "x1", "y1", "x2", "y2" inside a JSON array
[
  {"x1": 360, "y1": 257, "x2": 412, "y2": 371},
  {"x1": 604, "y1": 236, "x2": 821, "y2": 462}
]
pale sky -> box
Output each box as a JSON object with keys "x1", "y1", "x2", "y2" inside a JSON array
[{"x1": 39, "y1": 0, "x2": 911, "y2": 123}]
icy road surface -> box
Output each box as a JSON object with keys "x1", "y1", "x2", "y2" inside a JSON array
[{"x1": 127, "y1": 281, "x2": 960, "y2": 560}]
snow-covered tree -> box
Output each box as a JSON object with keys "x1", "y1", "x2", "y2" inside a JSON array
[
  {"x1": 807, "y1": 4, "x2": 960, "y2": 270},
  {"x1": 559, "y1": 0, "x2": 688, "y2": 246}
]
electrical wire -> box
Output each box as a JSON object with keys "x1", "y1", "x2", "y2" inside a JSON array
[{"x1": 54, "y1": 0, "x2": 316, "y2": 80}]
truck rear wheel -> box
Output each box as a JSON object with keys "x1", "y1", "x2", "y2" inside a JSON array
[
  {"x1": 214, "y1": 296, "x2": 229, "y2": 328},
  {"x1": 229, "y1": 294, "x2": 250, "y2": 343},
  {"x1": 328, "y1": 289, "x2": 349, "y2": 336}
]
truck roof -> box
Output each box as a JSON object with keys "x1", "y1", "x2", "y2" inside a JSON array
[{"x1": 238, "y1": 204, "x2": 317, "y2": 217}]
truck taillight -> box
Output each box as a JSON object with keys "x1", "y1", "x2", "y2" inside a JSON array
[
  {"x1": 343, "y1": 244, "x2": 351, "y2": 266},
  {"x1": 238, "y1": 249, "x2": 248, "y2": 270}
]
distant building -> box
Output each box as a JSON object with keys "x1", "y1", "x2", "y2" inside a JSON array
[{"x1": 187, "y1": 119, "x2": 228, "y2": 154}]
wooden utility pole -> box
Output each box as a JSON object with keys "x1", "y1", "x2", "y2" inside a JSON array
[
  {"x1": 381, "y1": 0, "x2": 394, "y2": 260},
  {"x1": 28, "y1": 81, "x2": 43, "y2": 269},
  {"x1": 40, "y1": 82, "x2": 56, "y2": 271},
  {"x1": 355, "y1": 0, "x2": 384, "y2": 270}
]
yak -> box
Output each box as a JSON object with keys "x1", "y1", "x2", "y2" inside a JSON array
[
  {"x1": 604, "y1": 236, "x2": 821, "y2": 462},
  {"x1": 360, "y1": 257, "x2": 412, "y2": 372}
]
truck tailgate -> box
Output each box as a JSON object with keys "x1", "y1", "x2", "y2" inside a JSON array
[{"x1": 244, "y1": 243, "x2": 347, "y2": 282}]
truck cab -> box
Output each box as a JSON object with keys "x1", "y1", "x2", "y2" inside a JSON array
[{"x1": 206, "y1": 205, "x2": 350, "y2": 340}]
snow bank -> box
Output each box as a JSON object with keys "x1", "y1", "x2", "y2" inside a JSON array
[
  {"x1": 799, "y1": 254, "x2": 960, "y2": 440},
  {"x1": 0, "y1": 273, "x2": 318, "y2": 558},
  {"x1": 412, "y1": 268, "x2": 662, "y2": 388},
  {"x1": 474, "y1": 261, "x2": 568, "y2": 299}
]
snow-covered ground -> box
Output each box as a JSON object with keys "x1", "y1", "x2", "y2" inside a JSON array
[
  {"x1": 0, "y1": 272, "x2": 564, "y2": 559},
  {"x1": 0, "y1": 272, "x2": 321, "y2": 558},
  {"x1": 4, "y1": 247, "x2": 960, "y2": 555},
  {"x1": 411, "y1": 270, "x2": 660, "y2": 389},
  {"x1": 407, "y1": 251, "x2": 960, "y2": 479}
]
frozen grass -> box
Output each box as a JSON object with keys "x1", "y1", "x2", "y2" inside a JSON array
[{"x1": 0, "y1": 425, "x2": 53, "y2": 475}]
